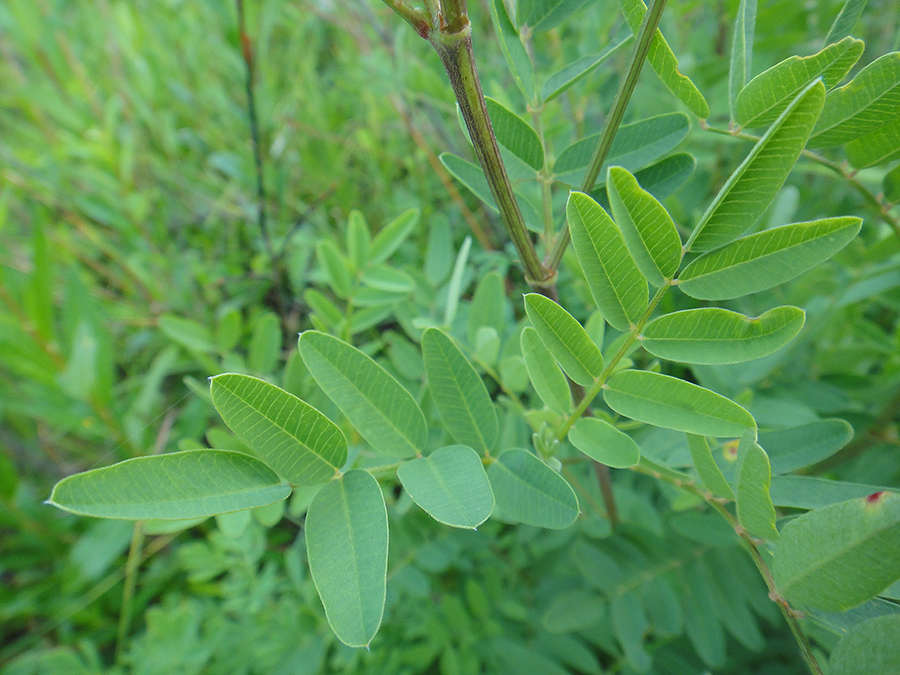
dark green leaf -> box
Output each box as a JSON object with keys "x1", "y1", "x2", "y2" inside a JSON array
[
  {"x1": 491, "y1": 0, "x2": 536, "y2": 102},
  {"x1": 485, "y1": 97, "x2": 543, "y2": 170},
  {"x1": 736, "y1": 438, "x2": 779, "y2": 539},
  {"x1": 488, "y1": 449, "x2": 579, "y2": 528},
  {"x1": 829, "y1": 615, "x2": 900, "y2": 675},
  {"x1": 729, "y1": 0, "x2": 757, "y2": 118},
  {"x1": 542, "y1": 28, "x2": 632, "y2": 101}
]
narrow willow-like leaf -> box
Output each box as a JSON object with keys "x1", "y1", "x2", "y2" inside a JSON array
[
  {"x1": 763, "y1": 419, "x2": 854, "y2": 474},
  {"x1": 568, "y1": 417, "x2": 640, "y2": 468},
  {"x1": 640, "y1": 306, "x2": 805, "y2": 364},
  {"x1": 567, "y1": 192, "x2": 648, "y2": 331},
  {"x1": 554, "y1": 113, "x2": 690, "y2": 186},
  {"x1": 369, "y1": 208, "x2": 420, "y2": 264},
  {"x1": 299, "y1": 331, "x2": 427, "y2": 457},
  {"x1": 422, "y1": 328, "x2": 498, "y2": 452},
  {"x1": 679, "y1": 217, "x2": 862, "y2": 300},
  {"x1": 488, "y1": 449, "x2": 579, "y2": 528},
  {"x1": 397, "y1": 445, "x2": 494, "y2": 529},
  {"x1": 773, "y1": 491, "x2": 900, "y2": 611},
  {"x1": 829, "y1": 615, "x2": 900, "y2": 675},
  {"x1": 689, "y1": 80, "x2": 826, "y2": 252},
  {"x1": 607, "y1": 166, "x2": 682, "y2": 285},
  {"x1": 519, "y1": 0, "x2": 590, "y2": 32},
  {"x1": 617, "y1": 0, "x2": 710, "y2": 118},
  {"x1": 485, "y1": 97, "x2": 543, "y2": 170},
  {"x1": 846, "y1": 116, "x2": 900, "y2": 169},
  {"x1": 524, "y1": 293, "x2": 604, "y2": 386},
  {"x1": 542, "y1": 29, "x2": 632, "y2": 101},
  {"x1": 305, "y1": 470, "x2": 387, "y2": 647},
  {"x1": 687, "y1": 435, "x2": 735, "y2": 500},
  {"x1": 521, "y1": 327, "x2": 573, "y2": 415},
  {"x1": 728, "y1": 0, "x2": 757, "y2": 119},
  {"x1": 736, "y1": 438, "x2": 779, "y2": 540},
  {"x1": 735, "y1": 37, "x2": 863, "y2": 128},
  {"x1": 211, "y1": 374, "x2": 347, "y2": 485},
  {"x1": 48, "y1": 450, "x2": 290, "y2": 520},
  {"x1": 491, "y1": 0, "x2": 536, "y2": 102},
  {"x1": 810, "y1": 52, "x2": 900, "y2": 147},
  {"x1": 824, "y1": 0, "x2": 868, "y2": 46},
  {"x1": 604, "y1": 370, "x2": 756, "y2": 437}
]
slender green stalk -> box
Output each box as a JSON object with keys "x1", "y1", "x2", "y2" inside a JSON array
[
  {"x1": 116, "y1": 520, "x2": 145, "y2": 664},
  {"x1": 545, "y1": 0, "x2": 668, "y2": 273}
]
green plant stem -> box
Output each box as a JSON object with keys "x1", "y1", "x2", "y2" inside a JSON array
[
  {"x1": 429, "y1": 25, "x2": 551, "y2": 287},
  {"x1": 545, "y1": 0, "x2": 668, "y2": 273},
  {"x1": 116, "y1": 520, "x2": 145, "y2": 665}
]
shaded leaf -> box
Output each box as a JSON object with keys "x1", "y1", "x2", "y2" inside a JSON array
[
  {"x1": 824, "y1": 0, "x2": 869, "y2": 46},
  {"x1": 519, "y1": 0, "x2": 590, "y2": 32},
  {"x1": 729, "y1": 0, "x2": 757, "y2": 118},
  {"x1": 542, "y1": 28, "x2": 632, "y2": 101},
  {"x1": 524, "y1": 293, "x2": 604, "y2": 386},
  {"x1": 491, "y1": 0, "x2": 536, "y2": 102},
  {"x1": 316, "y1": 240, "x2": 353, "y2": 299},
  {"x1": 369, "y1": 208, "x2": 420, "y2": 264},
  {"x1": 591, "y1": 153, "x2": 697, "y2": 209},
  {"x1": 763, "y1": 419, "x2": 854, "y2": 474},
  {"x1": 687, "y1": 434, "x2": 735, "y2": 500},
  {"x1": 488, "y1": 449, "x2": 579, "y2": 528},
  {"x1": 247, "y1": 312, "x2": 282, "y2": 374},
  {"x1": 829, "y1": 615, "x2": 900, "y2": 675},
  {"x1": 158, "y1": 314, "x2": 214, "y2": 354},
  {"x1": 885, "y1": 163, "x2": 900, "y2": 203},
  {"x1": 568, "y1": 417, "x2": 640, "y2": 468},
  {"x1": 770, "y1": 477, "x2": 896, "y2": 510},
  {"x1": 485, "y1": 97, "x2": 543, "y2": 170},
  {"x1": 521, "y1": 327, "x2": 573, "y2": 415},
  {"x1": 736, "y1": 438, "x2": 779, "y2": 539},
  {"x1": 846, "y1": 116, "x2": 900, "y2": 169}
]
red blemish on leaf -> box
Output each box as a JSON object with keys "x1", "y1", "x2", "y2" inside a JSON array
[{"x1": 866, "y1": 491, "x2": 885, "y2": 504}]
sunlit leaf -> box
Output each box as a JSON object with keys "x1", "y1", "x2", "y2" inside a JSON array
[
  {"x1": 568, "y1": 417, "x2": 640, "y2": 468},
  {"x1": 524, "y1": 293, "x2": 604, "y2": 386},
  {"x1": 488, "y1": 449, "x2": 579, "y2": 528}
]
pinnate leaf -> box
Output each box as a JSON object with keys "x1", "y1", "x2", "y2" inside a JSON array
[
  {"x1": 568, "y1": 417, "x2": 640, "y2": 468},
  {"x1": 306, "y1": 470, "x2": 388, "y2": 647},
  {"x1": 524, "y1": 293, "x2": 604, "y2": 386},
  {"x1": 48, "y1": 450, "x2": 290, "y2": 520},
  {"x1": 763, "y1": 419, "x2": 854, "y2": 474},
  {"x1": 488, "y1": 449, "x2": 579, "y2": 528}
]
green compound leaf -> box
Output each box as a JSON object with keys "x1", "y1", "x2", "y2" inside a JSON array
[
  {"x1": 397, "y1": 445, "x2": 494, "y2": 529},
  {"x1": 640, "y1": 306, "x2": 805, "y2": 365},
  {"x1": 422, "y1": 328, "x2": 499, "y2": 453},
  {"x1": 687, "y1": 435, "x2": 734, "y2": 500},
  {"x1": 735, "y1": 37, "x2": 864, "y2": 128},
  {"x1": 604, "y1": 370, "x2": 756, "y2": 437},
  {"x1": 305, "y1": 470, "x2": 388, "y2": 648},
  {"x1": 491, "y1": 0, "x2": 536, "y2": 102},
  {"x1": 773, "y1": 490, "x2": 900, "y2": 612},
  {"x1": 617, "y1": 0, "x2": 709, "y2": 118},
  {"x1": 607, "y1": 166, "x2": 683, "y2": 286},
  {"x1": 829, "y1": 615, "x2": 900, "y2": 675},
  {"x1": 679, "y1": 217, "x2": 861, "y2": 300},
  {"x1": 521, "y1": 327, "x2": 573, "y2": 415},
  {"x1": 568, "y1": 417, "x2": 640, "y2": 468},
  {"x1": 369, "y1": 208, "x2": 420, "y2": 265},
  {"x1": 210, "y1": 374, "x2": 346, "y2": 485},
  {"x1": 689, "y1": 80, "x2": 826, "y2": 252},
  {"x1": 728, "y1": 0, "x2": 757, "y2": 118},
  {"x1": 810, "y1": 52, "x2": 900, "y2": 147},
  {"x1": 48, "y1": 450, "x2": 291, "y2": 520},
  {"x1": 542, "y1": 28, "x2": 632, "y2": 101},
  {"x1": 524, "y1": 293, "x2": 604, "y2": 386},
  {"x1": 568, "y1": 191, "x2": 648, "y2": 332},
  {"x1": 485, "y1": 97, "x2": 543, "y2": 170},
  {"x1": 299, "y1": 331, "x2": 426, "y2": 458},
  {"x1": 736, "y1": 438, "x2": 779, "y2": 540},
  {"x1": 846, "y1": 116, "x2": 900, "y2": 169},
  {"x1": 488, "y1": 449, "x2": 579, "y2": 528}
]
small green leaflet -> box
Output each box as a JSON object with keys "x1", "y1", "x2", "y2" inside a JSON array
[
  {"x1": 467, "y1": 271, "x2": 506, "y2": 345},
  {"x1": 736, "y1": 437, "x2": 779, "y2": 540},
  {"x1": 773, "y1": 491, "x2": 900, "y2": 612},
  {"x1": 369, "y1": 208, "x2": 420, "y2": 264},
  {"x1": 728, "y1": 0, "x2": 757, "y2": 118},
  {"x1": 679, "y1": 217, "x2": 861, "y2": 300},
  {"x1": 299, "y1": 331, "x2": 427, "y2": 458},
  {"x1": 397, "y1": 445, "x2": 494, "y2": 529},
  {"x1": 305, "y1": 470, "x2": 388, "y2": 648},
  {"x1": 422, "y1": 328, "x2": 499, "y2": 453},
  {"x1": 604, "y1": 370, "x2": 756, "y2": 438},
  {"x1": 488, "y1": 449, "x2": 579, "y2": 528},
  {"x1": 884, "y1": 163, "x2": 900, "y2": 203},
  {"x1": 616, "y1": 0, "x2": 710, "y2": 118},
  {"x1": 762, "y1": 419, "x2": 854, "y2": 474},
  {"x1": 485, "y1": 97, "x2": 543, "y2": 170},
  {"x1": 523, "y1": 293, "x2": 604, "y2": 386},
  {"x1": 210, "y1": 374, "x2": 347, "y2": 485},
  {"x1": 346, "y1": 210, "x2": 370, "y2": 271},
  {"x1": 640, "y1": 306, "x2": 805, "y2": 364},
  {"x1": 316, "y1": 240, "x2": 353, "y2": 299},
  {"x1": 490, "y1": 0, "x2": 536, "y2": 102},
  {"x1": 846, "y1": 116, "x2": 900, "y2": 169},
  {"x1": 770, "y1": 476, "x2": 896, "y2": 510},
  {"x1": 687, "y1": 435, "x2": 734, "y2": 500},
  {"x1": 689, "y1": 80, "x2": 826, "y2": 252},
  {"x1": 48, "y1": 450, "x2": 290, "y2": 520},
  {"x1": 607, "y1": 166, "x2": 682, "y2": 285},
  {"x1": 518, "y1": 0, "x2": 590, "y2": 33},
  {"x1": 542, "y1": 27, "x2": 632, "y2": 101},
  {"x1": 567, "y1": 191, "x2": 648, "y2": 332},
  {"x1": 568, "y1": 417, "x2": 640, "y2": 468},
  {"x1": 247, "y1": 313, "x2": 281, "y2": 374},
  {"x1": 520, "y1": 327, "x2": 572, "y2": 415},
  {"x1": 829, "y1": 615, "x2": 900, "y2": 675},
  {"x1": 734, "y1": 37, "x2": 863, "y2": 128},
  {"x1": 810, "y1": 52, "x2": 900, "y2": 147},
  {"x1": 824, "y1": 0, "x2": 869, "y2": 46}
]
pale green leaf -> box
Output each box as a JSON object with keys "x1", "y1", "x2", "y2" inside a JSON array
[
  {"x1": 485, "y1": 97, "x2": 543, "y2": 170},
  {"x1": 445, "y1": 235, "x2": 472, "y2": 326},
  {"x1": 829, "y1": 615, "x2": 900, "y2": 675},
  {"x1": 211, "y1": 374, "x2": 347, "y2": 485},
  {"x1": 679, "y1": 217, "x2": 861, "y2": 300},
  {"x1": 736, "y1": 438, "x2": 779, "y2": 540},
  {"x1": 568, "y1": 417, "x2": 640, "y2": 468},
  {"x1": 770, "y1": 476, "x2": 896, "y2": 510},
  {"x1": 617, "y1": 0, "x2": 710, "y2": 117},
  {"x1": 690, "y1": 80, "x2": 826, "y2": 252},
  {"x1": 846, "y1": 116, "x2": 900, "y2": 168},
  {"x1": 521, "y1": 327, "x2": 573, "y2": 415},
  {"x1": 735, "y1": 37, "x2": 863, "y2": 128},
  {"x1": 687, "y1": 434, "x2": 735, "y2": 500},
  {"x1": 247, "y1": 312, "x2": 282, "y2": 374},
  {"x1": 519, "y1": 0, "x2": 590, "y2": 32},
  {"x1": 640, "y1": 306, "x2": 805, "y2": 364},
  {"x1": 316, "y1": 240, "x2": 353, "y2": 299},
  {"x1": 810, "y1": 52, "x2": 900, "y2": 147},
  {"x1": 360, "y1": 265, "x2": 415, "y2": 294},
  {"x1": 346, "y1": 210, "x2": 370, "y2": 271},
  {"x1": 824, "y1": 0, "x2": 868, "y2": 46},
  {"x1": 524, "y1": 293, "x2": 604, "y2": 386},
  {"x1": 607, "y1": 166, "x2": 682, "y2": 285},
  {"x1": 604, "y1": 370, "x2": 756, "y2": 437},
  {"x1": 729, "y1": 0, "x2": 757, "y2": 118},
  {"x1": 567, "y1": 191, "x2": 648, "y2": 332},
  {"x1": 158, "y1": 314, "x2": 214, "y2": 354},
  {"x1": 48, "y1": 450, "x2": 291, "y2": 520},
  {"x1": 491, "y1": 0, "x2": 536, "y2": 102},
  {"x1": 397, "y1": 445, "x2": 494, "y2": 529},
  {"x1": 468, "y1": 271, "x2": 506, "y2": 345},
  {"x1": 542, "y1": 28, "x2": 632, "y2": 101},
  {"x1": 369, "y1": 208, "x2": 420, "y2": 264},
  {"x1": 773, "y1": 491, "x2": 900, "y2": 611},
  {"x1": 488, "y1": 449, "x2": 579, "y2": 528},
  {"x1": 762, "y1": 419, "x2": 854, "y2": 474},
  {"x1": 305, "y1": 470, "x2": 387, "y2": 647},
  {"x1": 422, "y1": 328, "x2": 498, "y2": 452},
  {"x1": 299, "y1": 331, "x2": 427, "y2": 458}
]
